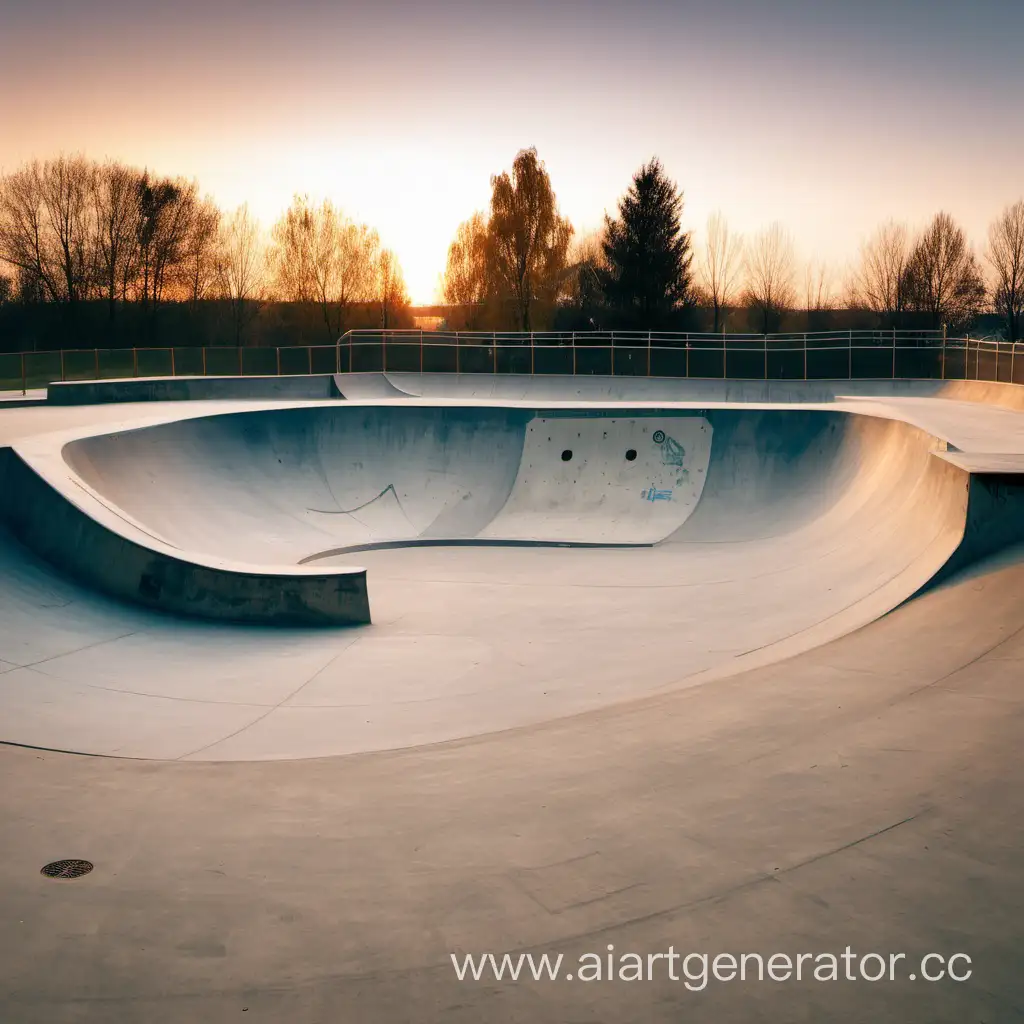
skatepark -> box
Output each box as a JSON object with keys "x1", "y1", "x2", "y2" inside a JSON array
[{"x1": 2, "y1": 343, "x2": 1024, "y2": 1021}]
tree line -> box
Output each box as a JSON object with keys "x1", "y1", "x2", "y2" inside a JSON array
[
  {"x1": 442, "y1": 149, "x2": 1024, "y2": 342},
  {"x1": 0, "y1": 155, "x2": 412, "y2": 351},
  {"x1": 1, "y1": 151, "x2": 1022, "y2": 351}
]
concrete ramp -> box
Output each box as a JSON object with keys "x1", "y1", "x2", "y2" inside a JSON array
[
  {"x1": 332, "y1": 372, "x2": 408, "y2": 400},
  {"x1": 481, "y1": 415, "x2": 711, "y2": 543},
  {"x1": 2, "y1": 393, "x2": 1018, "y2": 760},
  {"x1": 57, "y1": 407, "x2": 720, "y2": 557}
]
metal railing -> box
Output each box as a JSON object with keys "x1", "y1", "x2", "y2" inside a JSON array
[{"x1": 1, "y1": 330, "x2": 1022, "y2": 395}]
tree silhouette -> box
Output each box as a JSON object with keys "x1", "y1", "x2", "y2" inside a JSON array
[
  {"x1": 854, "y1": 221, "x2": 911, "y2": 328},
  {"x1": 600, "y1": 159, "x2": 693, "y2": 330},
  {"x1": 743, "y1": 223, "x2": 796, "y2": 333},
  {"x1": 987, "y1": 200, "x2": 1024, "y2": 343},
  {"x1": 698, "y1": 212, "x2": 743, "y2": 334},
  {"x1": 903, "y1": 212, "x2": 986, "y2": 330},
  {"x1": 487, "y1": 148, "x2": 572, "y2": 332}
]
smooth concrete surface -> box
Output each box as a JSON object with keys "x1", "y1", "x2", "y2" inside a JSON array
[
  {"x1": 0, "y1": 400, "x2": 988, "y2": 759},
  {"x1": 1, "y1": 546, "x2": 1023, "y2": 1023},
  {"x1": 0, "y1": 445, "x2": 370, "y2": 627},
  {"x1": 3, "y1": 376, "x2": 1024, "y2": 1021}
]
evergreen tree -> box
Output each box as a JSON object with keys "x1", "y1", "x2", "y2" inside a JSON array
[{"x1": 600, "y1": 159, "x2": 693, "y2": 329}]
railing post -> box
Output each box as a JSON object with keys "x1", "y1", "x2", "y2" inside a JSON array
[
  {"x1": 276, "y1": 347, "x2": 281, "y2": 376},
  {"x1": 647, "y1": 331, "x2": 652, "y2": 376},
  {"x1": 21, "y1": 352, "x2": 26, "y2": 395},
  {"x1": 133, "y1": 347, "x2": 138, "y2": 377},
  {"x1": 420, "y1": 330, "x2": 424, "y2": 374},
  {"x1": 803, "y1": 333, "x2": 808, "y2": 381},
  {"x1": 455, "y1": 332, "x2": 460, "y2": 375},
  {"x1": 493, "y1": 333, "x2": 497, "y2": 374},
  {"x1": 202, "y1": 347, "x2": 207, "y2": 376},
  {"x1": 238, "y1": 346, "x2": 243, "y2": 376},
  {"x1": 60, "y1": 349, "x2": 65, "y2": 381},
  {"x1": 94, "y1": 347, "x2": 100, "y2": 379},
  {"x1": 1013, "y1": 341, "x2": 1017, "y2": 385},
  {"x1": 170, "y1": 347, "x2": 175, "y2": 377},
  {"x1": 382, "y1": 331, "x2": 387, "y2": 373},
  {"x1": 941, "y1": 331, "x2": 946, "y2": 380},
  {"x1": 892, "y1": 329, "x2": 896, "y2": 379},
  {"x1": 764, "y1": 334, "x2": 768, "y2": 380},
  {"x1": 686, "y1": 342, "x2": 690, "y2": 379},
  {"x1": 531, "y1": 331, "x2": 535, "y2": 375},
  {"x1": 848, "y1": 329, "x2": 852, "y2": 380},
  {"x1": 308, "y1": 346, "x2": 313, "y2": 375}
]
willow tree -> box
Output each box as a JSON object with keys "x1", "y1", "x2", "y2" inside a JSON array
[{"x1": 486, "y1": 148, "x2": 572, "y2": 332}]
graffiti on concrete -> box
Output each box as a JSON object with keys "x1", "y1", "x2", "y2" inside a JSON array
[{"x1": 653, "y1": 431, "x2": 689, "y2": 486}]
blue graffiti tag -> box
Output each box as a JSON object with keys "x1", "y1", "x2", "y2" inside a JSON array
[{"x1": 641, "y1": 487, "x2": 673, "y2": 502}]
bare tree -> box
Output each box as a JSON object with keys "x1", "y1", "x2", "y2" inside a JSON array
[
  {"x1": 743, "y1": 223, "x2": 796, "y2": 333},
  {"x1": 39, "y1": 155, "x2": 95, "y2": 306},
  {"x1": 268, "y1": 196, "x2": 378, "y2": 340},
  {"x1": 92, "y1": 160, "x2": 142, "y2": 320},
  {"x1": 803, "y1": 260, "x2": 836, "y2": 312},
  {"x1": 854, "y1": 221, "x2": 910, "y2": 327},
  {"x1": 986, "y1": 200, "x2": 1024, "y2": 343},
  {"x1": 699, "y1": 212, "x2": 743, "y2": 333},
  {"x1": 180, "y1": 196, "x2": 221, "y2": 308},
  {"x1": 217, "y1": 204, "x2": 265, "y2": 346},
  {"x1": 488, "y1": 148, "x2": 573, "y2": 331},
  {"x1": 903, "y1": 212, "x2": 986, "y2": 330},
  {"x1": 376, "y1": 248, "x2": 410, "y2": 329},
  {"x1": 0, "y1": 157, "x2": 94, "y2": 306},
  {"x1": 135, "y1": 175, "x2": 199, "y2": 310},
  {"x1": 0, "y1": 164, "x2": 56, "y2": 300}
]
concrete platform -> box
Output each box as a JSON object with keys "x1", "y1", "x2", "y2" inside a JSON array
[
  {"x1": 1, "y1": 544, "x2": 1023, "y2": 1022},
  {"x1": 2, "y1": 375, "x2": 1024, "y2": 1021}
]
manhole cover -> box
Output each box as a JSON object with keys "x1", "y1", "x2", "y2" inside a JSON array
[{"x1": 40, "y1": 859, "x2": 93, "y2": 879}]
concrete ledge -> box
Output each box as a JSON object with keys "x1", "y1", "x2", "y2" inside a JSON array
[
  {"x1": 47, "y1": 374, "x2": 341, "y2": 405},
  {"x1": 0, "y1": 448, "x2": 370, "y2": 626}
]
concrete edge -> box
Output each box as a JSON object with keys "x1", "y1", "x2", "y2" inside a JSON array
[
  {"x1": 47, "y1": 374, "x2": 343, "y2": 405},
  {"x1": 0, "y1": 447, "x2": 370, "y2": 626}
]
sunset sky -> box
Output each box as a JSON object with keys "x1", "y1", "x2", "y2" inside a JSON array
[{"x1": 2, "y1": 0, "x2": 1022, "y2": 304}]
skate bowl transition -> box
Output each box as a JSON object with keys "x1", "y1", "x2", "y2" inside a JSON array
[{"x1": 2, "y1": 373, "x2": 1024, "y2": 761}]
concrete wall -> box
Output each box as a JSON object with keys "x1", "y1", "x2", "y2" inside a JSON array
[
  {"x1": 0, "y1": 448, "x2": 370, "y2": 626},
  {"x1": 48, "y1": 374, "x2": 341, "y2": 405}
]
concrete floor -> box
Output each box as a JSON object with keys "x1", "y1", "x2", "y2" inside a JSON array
[
  {"x1": 2, "y1": 545, "x2": 1023, "y2": 1022},
  {"x1": 2, "y1": 379, "x2": 1024, "y2": 1021}
]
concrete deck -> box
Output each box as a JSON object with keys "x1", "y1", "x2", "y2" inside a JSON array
[
  {"x1": 2, "y1": 375, "x2": 1024, "y2": 1021},
  {"x1": 1, "y1": 544, "x2": 1023, "y2": 1022}
]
